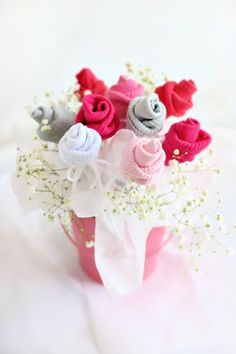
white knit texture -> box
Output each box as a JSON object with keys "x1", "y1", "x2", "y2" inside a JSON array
[{"x1": 58, "y1": 123, "x2": 102, "y2": 166}]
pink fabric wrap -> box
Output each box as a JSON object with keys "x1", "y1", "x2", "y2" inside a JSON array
[
  {"x1": 122, "y1": 137, "x2": 166, "y2": 184},
  {"x1": 75, "y1": 94, "x2": 120, "y2": 140},
  {"x1": 162, "y1": 118, "x2": 212, "y2": 165},
  {"x1": 155, "y1": 79, "x2": 197, "y2": 118},
  {"x1": 107, "y1": 75, "x2": 144, "y2": 128}
]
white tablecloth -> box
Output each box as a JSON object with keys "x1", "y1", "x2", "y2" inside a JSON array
[{"x1": 1, "y1": 127, "x2": 236, "y2": 354}]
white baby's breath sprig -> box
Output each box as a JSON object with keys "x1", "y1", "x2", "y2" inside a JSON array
[
  {"x1": 16, "y1": 138, "x2": 72, "y2": 220},
  {"x1": 26, "y1": 85, "x2": 81, "y2": 116},
  {"x1": 106, "y1": 150, "x2": 235, "y2": 262},
  {"x1": 125, "y1": 63, "x2": 159, "y2": 94}
]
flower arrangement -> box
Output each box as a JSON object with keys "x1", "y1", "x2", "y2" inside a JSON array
[{"x1": 13, "y1": 64, "x2": 235, "y2": 294}]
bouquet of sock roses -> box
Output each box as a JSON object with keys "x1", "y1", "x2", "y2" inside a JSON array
[{"x1": 13, "y1": 64, "x2": 235, "y2": 294}]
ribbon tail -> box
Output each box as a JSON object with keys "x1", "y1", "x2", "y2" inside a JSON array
[
  {"x1": 66, "y1": 166, "x2": 83, "y2": 183},
  {"x1": 94, "y1": 211, "x2": 152, "y2": 295}
]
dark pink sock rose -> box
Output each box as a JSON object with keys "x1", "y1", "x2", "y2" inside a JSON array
[
  {"x1": 162, "y1": 118, "x2": 212, "y2": 165},
  {"x1": 75, "y1": 94, "x2": 120, "y2": 139}
]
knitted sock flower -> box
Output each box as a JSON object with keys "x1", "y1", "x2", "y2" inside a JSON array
[
  {"x1": 75, "y1": 68, "x2": 107, "y2": 98},
  {"x1": 162, "y1": 118, "x2": 212, "y2": 165},
  {"x1": 75, "y1": 94, "x2": 119, "y2": 139},
  {"x1": 31, "y1": 106, "x2": 75, "y2": 143},
  {"x1": 127, "y1": 93, "x2": 166, "y2": 136},
  {"x1": 58, "y1": 123, "x2": 102, "y2": 166},
  {"x1": 122, "y1": 136, "x2": 166, "y2": 184},
  {"x1": 106, "y1": 75, "x2": 144, "y2": 128},
  {"x1": 155, "y1": 80, "x2": 197, "y2": 118}
]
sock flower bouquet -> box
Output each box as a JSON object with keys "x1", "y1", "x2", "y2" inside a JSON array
[{"x1": 13, "y1": 64, "x2": 235, "y2": 294}]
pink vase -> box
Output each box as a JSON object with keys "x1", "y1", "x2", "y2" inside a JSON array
[{"x1": 63, "y1": 212, "x2": 171, "y2": 283}]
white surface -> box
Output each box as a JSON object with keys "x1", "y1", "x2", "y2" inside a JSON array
[
  {"x1": 1, "y1": 1, "x2": 236, "y2": 352},
  {"x1": 1, "y1": 128, "x2": 236, "y2": 354}
]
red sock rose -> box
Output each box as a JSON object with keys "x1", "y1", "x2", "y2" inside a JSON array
[
  {"x1": 75, "y1": 68, "x2": 107, "y2": 98},
  {"x1": 155, "y1": 80, "x2": 197, "y2": 118}
]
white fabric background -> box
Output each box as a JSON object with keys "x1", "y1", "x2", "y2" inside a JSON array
[{"x1": 1, "y1": 0, "x2": 236, "y2": 353}]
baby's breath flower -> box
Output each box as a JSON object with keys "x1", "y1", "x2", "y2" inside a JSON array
[
  {"x1": 226, "y1": 247, "x2": 234, "y2": 257},
  {"x1": 85, "y1": 240, "x2": 95, "y2": 248},
  {"x1": 218, "y1": 223, "x2": 227, "y2": 233},
  {"x1": 30, "y1": 186, "x2": 36, "y2": 194},
  {"x1": 194, "y1": 267, "x2": 201, "y2": 274},
  {"x1": 155, "y1": 197, "x2": 163, "y2": 206},
  {"x1": 178, "y1": 242, "x2": 184, "y2": 250},
  {"x1": 174, "y1": 227, "x2": 181, "y2": 235},
  {"x1": 204, "y1": 232, "x2": 211, "y2": 242},
  {"x1": 173, "y1": 149, "x2": 179, "y2": 156},
  {"x1": 216, "y1": 213, "x2": 224, "y2": 222},
  {"x1": 42, "y1": 119, "x2": 49, "y2": 125},
  {"x1": 40, "y1": 125, "x2": 51, "y2": 132}
]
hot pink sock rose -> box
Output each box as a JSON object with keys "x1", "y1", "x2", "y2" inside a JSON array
[
  {"x1": 107, "y1": 75, "x2": 144, "y2": 128},
  {"x1": 75, "y1": 94, "x2": 120, "y2": 140},
  {"x1": 162, "y1": 118, "x2": 212, "y2": 165}
]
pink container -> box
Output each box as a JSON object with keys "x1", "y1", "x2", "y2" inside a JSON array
[{"x1": 63, "y1": 212, "x2": 171, "y2": 284}]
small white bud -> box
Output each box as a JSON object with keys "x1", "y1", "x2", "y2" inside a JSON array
[
  {"x1": 226, "y1": 247, "x2": 234, "y2": 257},
  {"x1": 173, "y1": 149, "x2": 179, "y2": 156},
  {"x1": 85, "y1": 240, "x2": 95, "y2": 248},
  {"x1": 42, "y1": 119, "x2": 49, "y2": 125}
]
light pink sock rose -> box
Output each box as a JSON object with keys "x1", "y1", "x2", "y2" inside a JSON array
[{"x1": 122, "y1": 136, "x2": 166, "y2": 184}]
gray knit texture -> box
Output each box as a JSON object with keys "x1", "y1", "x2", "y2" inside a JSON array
[
  {"x1": 31, "y1": 105, "x2": 76, "y2": 143},
  {"x1": 127, "y1": 93, "x2": 166, "y2": 136}
]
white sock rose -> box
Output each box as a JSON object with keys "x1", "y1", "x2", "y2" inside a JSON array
[{"x1": 58, "y1": 123, "x2": 102, "y2": 166}]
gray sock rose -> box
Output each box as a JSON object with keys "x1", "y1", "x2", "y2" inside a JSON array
[
  {"x1": 127, "y1": 93, "x2": 166, "y2": 136},
  {"x1": 31, "y1": 106, "x2": 76, "y2": 143}
]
